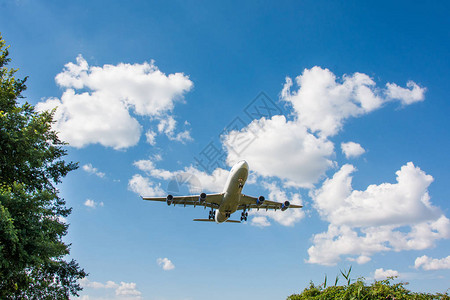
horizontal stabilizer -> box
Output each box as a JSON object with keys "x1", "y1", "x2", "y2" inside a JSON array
[{"x1": 193, "y1": 219, "x2": 241, "y2": 223}]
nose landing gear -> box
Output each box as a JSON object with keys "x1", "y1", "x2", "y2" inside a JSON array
[{"x1": 238, "y1": 178, "x2": 244, "y2": 189}]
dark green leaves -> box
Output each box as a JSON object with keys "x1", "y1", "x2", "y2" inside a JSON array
[{"x1": 0, "y1": 33, "x2": 86, "y2": 299}]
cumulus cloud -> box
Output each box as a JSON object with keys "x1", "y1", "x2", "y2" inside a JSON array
[
  {"x1": 80, "y1": 278, "x2": 142, "y2": 299},
  {"x1": 341, "y1": 142, "x2": 366, "y2": 159},
  {"x1": 82, "y1": 163, "x2": 106, "y2": 178},
  {"x1": 249, "y1": 181, "x2": 304, "y2": 227},
  {"x1": 158, "y1": 116, "x2": 192, "y2": 143},
  {"x1": 374, "y1": 268, "x2": 399, "y2": 280},
  {"x1": 307, "y1": 163, "x2": 450, "y2": 265},
  {"x1": 415, "y1": 255, "x2": 450, "y2": 270},
  {"x1": 157, "y1": 257, "x2": 175, "y2": 271},
  {"x1": 312, "y1": 162, "x2": 439, "y2": 227},
  {"x1": 251, "y1": 216, "x2": 271, "y2": 227},
  {"x1": 224, "y1": 115, "x2": 335, "y2": 188},
  {"x1": 84, "y1": 199, "x2": 104, "y2": 208},
  {"x1": 385, "y1": 81, "x2": 426, "y2": 105},
  {"x1": 116, "y1": 282, "x2": 142, "y2": 296},
  {"x1": 128, "y1": 174, "x2": 165, "y2": 196},
  {"x1": 281, "y1": 68, "x2": 384, "y2": 137},
  {"x1": 36, "y1": 55, "x2": 193, "y2": 149},
  {"x1": 281, "y1": 67, "x2": 425, "y2": 137},
  {"x1": 132, "y1": 159, "x2": 229, "y2": 194},
  {"x1": 221, "y1": 67, "x2": 424, "y2": 189}
]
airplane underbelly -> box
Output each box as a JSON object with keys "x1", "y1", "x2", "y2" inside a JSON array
[{"x1": 220, "y1": 192, "x2": 239, "y2": 213}]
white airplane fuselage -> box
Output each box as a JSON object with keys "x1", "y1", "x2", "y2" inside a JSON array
[{"x1": 215, "y1": 160, "x2": 249, "y2": 223}]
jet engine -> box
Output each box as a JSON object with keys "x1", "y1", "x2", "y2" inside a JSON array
[
  {"x1": 199, "y1": 192, "x2": 206, "y2": 203},
  {"x1": 281, "y1": 201, "x2": 290, "y2": 211},
  {"x1": 166, "y1": 194, "x2": 174, "y2": 206},
  {"x1": 257, "y1": 196, "x2": 265, "y2": 206}
]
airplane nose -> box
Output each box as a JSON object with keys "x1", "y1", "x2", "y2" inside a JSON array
[{"x1": 240, "y1": 160, "x2": 249, "y2": 170}]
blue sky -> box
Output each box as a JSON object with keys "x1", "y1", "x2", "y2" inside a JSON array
[{"x1": 2, "y1": 0, "x2": 449, "y2": 299}]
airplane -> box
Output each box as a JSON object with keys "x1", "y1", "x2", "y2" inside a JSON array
[{"x1": 141, "y1": 160, "x2": 303, "y2": 223}]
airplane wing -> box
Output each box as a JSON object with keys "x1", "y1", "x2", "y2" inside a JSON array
[
  {"x1": 142, "y1": 193, "x2": 224, "y2": 209},
  {"x1": 238, "y1": 194, "x2": 303, "y2": 211}
]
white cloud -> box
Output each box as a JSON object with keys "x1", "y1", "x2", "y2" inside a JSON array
[
  {"x1": 145, "y1": 130, "x2": 157, "y2": 145},
  {"x1": 157, "y1": 116, "x2": 192, "y2": 143},
  {"x1": 374, "y1": 268, "x2": 399, "y2": 280},
  {"x1": 385, "y1": 81, "x2": 426, "y2": 105},
  {"x1": 84, "y1": 199, "x2": 104, "y2": 208},
  {"x1": 356, "y1": 255, "x2": 371, "y2": 264},
  {"x1": 152, "y1": 154, "x2": 163, "y2": 161},
  {"x1": 115, "y1": 282, "x2": 142, "y2": 296},
  {"x1": 36, "y1": 55, "x2": 193, "y2": 149},
  {"x1": 128, "y1": 174, "x2": 165, "y2": 196},
  {"x1": 281, "y1": 67, "x2": 384, "y2": 137},
  {"x1": 249, "y1": 181, "x2": 304, "y2": 227},
  {"x1": 224, "y1": 115, "x2": 335, "y2": 188},
  {"x1": 82, "y1": 163, "x2": 106, "y2": 178},
  {"x1": 250, "y1": 216, "x2": 271, "y2": 227},
  {"x1": 157, "y1": 257, "x2": 175, "y2": 271},
  {"x1": 80, "y1": 278, "x2": 142, "y2": 300},
  {"x1": 415, "y1": 255, "x2": 450, "y2": 270},
  {"x1": 341, "y1": 142, "x2": 365, "y2": 159},
  {"x1": 307, "y1": 163, "x2": 450, "y2": 265},
  {"x1": 281, "y1": 67, "x2": 425, "y2": 137},
  {"x1": 37, "y1": 91, "x2": 141, "y2": 149},
  {"x1": 312, "y1": 162, "x2": 440, "y2": 227},
  {"x1": 132, "y1": 159, "x2": 229, "y2": 194},
  {"x1": 222, "y1": 67, "x2": 424, "y2": 189}
]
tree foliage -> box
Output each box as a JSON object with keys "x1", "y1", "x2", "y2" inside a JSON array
[
  {"x1": 288, "y1": 270, "x2": 449, "y2": 300},
  {"x1": 0, "y1": 33, "x2": 86, "y2": 299}
]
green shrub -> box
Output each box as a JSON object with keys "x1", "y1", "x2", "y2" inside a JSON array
[{"x1": 288, "y1": 270, "x2": 449, "y2": 300}]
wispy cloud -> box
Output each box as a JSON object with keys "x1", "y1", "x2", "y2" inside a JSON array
[
  {"x1": 84, "y1": 199, "x2": 104, "y2": 208},
  {"x1": 157, "y1": 257, "x2": 175, "y2": 271},
  {"x1": 82, "y1": 163, "x2": 106, "y2": 178},
  {"x1": 80, "y1": 278, "x2": 142, "y2": 299}
]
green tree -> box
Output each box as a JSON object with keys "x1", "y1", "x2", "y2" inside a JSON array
[{"x1": 0, "y1": 33, "x2": 86, "y2": 299}]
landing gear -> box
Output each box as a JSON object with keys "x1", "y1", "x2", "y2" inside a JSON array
[
  {"x1": 240, "y1": 210, "x2": 248, "y2": 221},
  {"x1": 208, "y1": 209, "x2": 215, "y2": 220},
  {"x1": 225, "y1": 212, "x2": 231, "y2": 218}
]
